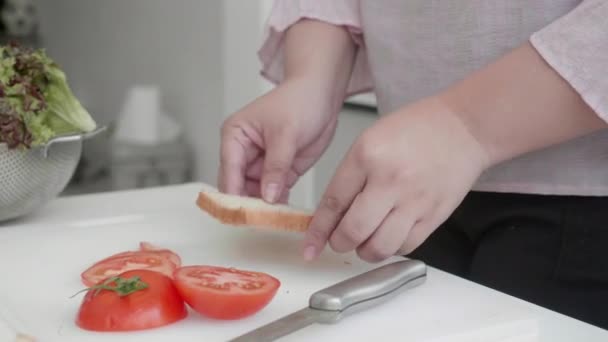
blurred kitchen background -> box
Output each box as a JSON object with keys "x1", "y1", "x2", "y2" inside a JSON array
[{"x1": 1, "y1": 0, "x2": 378, "y2": 209}]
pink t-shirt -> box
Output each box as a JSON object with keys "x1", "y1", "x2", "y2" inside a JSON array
[{"x1": 258, "y1": 0, "x2": 608, "y2": 197}]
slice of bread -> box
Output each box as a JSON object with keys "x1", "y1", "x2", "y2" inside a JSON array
[{"x1": 196, "y1": 190, "x2": 313, "y2": 232}]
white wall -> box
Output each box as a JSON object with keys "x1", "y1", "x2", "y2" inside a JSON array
[
  {"x1": 222, "y1": 0, "x2": 273, "y2": 116},
  {"x1": 34, "y1": 0, "x2": 224, "y2": 186}
]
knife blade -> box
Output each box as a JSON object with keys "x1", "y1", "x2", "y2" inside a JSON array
[{"x1": 229, "y1": 259, "x2": 427, "y2": 342}]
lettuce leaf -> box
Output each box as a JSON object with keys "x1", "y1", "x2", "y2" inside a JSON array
[{"x1": 0, "y1": 42, "x2": 96, "y2": 148}]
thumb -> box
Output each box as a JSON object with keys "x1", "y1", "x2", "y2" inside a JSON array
[{"x1": 261, "y1": 129, "x2": 297, "y2": 204}]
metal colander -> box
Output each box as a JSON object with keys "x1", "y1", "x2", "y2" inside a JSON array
[{"x1": 0, "y1": 127, "x2": 106, "y2": 222}]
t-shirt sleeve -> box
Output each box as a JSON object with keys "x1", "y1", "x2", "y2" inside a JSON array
[
  {"x1": 530, "y1": 0, "x2": 608, "y2": 122},
  {"x1": 258, "y1": 0, "x2": 373, "y2": 97}
]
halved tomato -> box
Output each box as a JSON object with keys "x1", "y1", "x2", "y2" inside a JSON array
[
  {"x1": 81, "y1": 242, "x2": 182, "y2": 286},
  {"x1": 139, "y1": 241, "x2": 182, "y2": 268},
  {"x1": 99, "y1": 242, "x2": 182, "y2": 268},
  {"x1": 76, "y1": 269, "x2": 188, "y2": 332},
  {"x1": 81, "y1": 251, "x2": 177, "y2": 287},
  {"x1": 173, "y1": 265, "x2": 280, "y2": 320}
]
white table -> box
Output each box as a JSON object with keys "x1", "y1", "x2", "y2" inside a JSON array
[{"x1": 0, "y1": 183, "x2": 607, "y2": 342}]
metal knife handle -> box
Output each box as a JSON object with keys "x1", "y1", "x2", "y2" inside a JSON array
[
  {"x1": 227, "y1": 259, "x2": 427, "y2": 342},
  {"x1": 309, "y1": 259, "x2": 426, "y2": 319}
]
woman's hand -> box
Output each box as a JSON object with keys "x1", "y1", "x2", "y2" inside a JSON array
[
  {"x1": 219, "y1": 18, "x2": 357, "y2": 203},
  {"x1": 302, "y1": 97, "x2": 490, "y2": 262},
  {"x1": 302, "y1": 41, "x2": 608, "y2": 263},
  {"x1": 219, "y1": 78, "x2": 340, "y2": 203}
]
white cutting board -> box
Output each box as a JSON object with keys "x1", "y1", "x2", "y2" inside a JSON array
[{"x1": 0, "y1": 183, "x2": 606, "y2": 342}]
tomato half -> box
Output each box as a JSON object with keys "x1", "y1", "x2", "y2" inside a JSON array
[
  {"x1": 139, "y1": 241, "x2": 182, "y2": 268},
  {"x1": 173, "y1": 266, "x2": 280, "y2": 320},
  {"x1": 98, "y1": 242, "x2": 182, "y2": 268},
  {"x1": 76, "y1": 269, "x2": 188, "y2": 332},
  {"x1": 81, "y1": 251, "x2": 177, "y2": 287}
]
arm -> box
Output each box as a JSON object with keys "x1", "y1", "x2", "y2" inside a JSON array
[
  {"x1": 282, "y1": 19, "x2": 357, "y2": 114},
  {"x1": 440, "y1": 0, "x2": 608, "y2": 167},
  {"x1": 219, "y1": 1, "x2": 368, "y2": 200},
  {"x1": 301, "y1": 0, "x2": 608, "y2": 262},
  {"x1": 258, "y1": 19, "x2": 359, "y2": 201},
  {"x1": 219, "y1": 18, "x2": 356, "y2": 197},
  {"x1": 258, "y1": 0, "x2": 373, "y2": 102}
]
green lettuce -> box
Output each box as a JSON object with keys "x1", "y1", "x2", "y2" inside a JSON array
[{"x1": 0, "y1": 42, "x2": 96, "y2": 149}]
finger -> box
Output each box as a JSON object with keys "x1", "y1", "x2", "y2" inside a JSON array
[
  {"x1": 219, "y1": 125, "x2": 254, "y2": 195},
  {"x1": 278, "y1": 189, "x2": 291, "y2": 204},
  {"x1": 245, "y1": 178, "x2": 290, "y2": 203},
  {"x1": 303, "y1": 154, "x2": 366, "y2": 261},
  {"x1": 356, "y1": 207, "x2": 417, "y2": 263},
  {"x1": 218, "y1": 146, "x2": 244, "y2": 195},
  {"x1": 245, "y1": 157, "x2": 263, "y2": 179},
  {"x1": 398, "y1": 199, "x2": 455, "y2": 256},
  {"x1": 261, "y1": 128, "x2": 297, "y2": 203},
  {"x1": 328, "y1": 182, "x2": 395, "y2": 254},
  {"x1": 397, "y1": 217, "x2": 442, "y2": 256},
  {"x1": 247, "y1": 157, "x2": 300, "y2": 189},
  {"x1": 244, "y1": 179, "x2": 261, "y2": 198}
]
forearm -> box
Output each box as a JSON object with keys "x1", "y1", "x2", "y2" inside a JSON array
[
  {"x1": 439, "y1": 42, "x2": 607, "y2": 167},
  {"x1": 283, "y1": 19, "x2": 357, "y2": 111}
]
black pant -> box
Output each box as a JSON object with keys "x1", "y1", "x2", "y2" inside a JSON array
[{"x1": 408, "y1": 191, "x2": 608, "y2": 330}]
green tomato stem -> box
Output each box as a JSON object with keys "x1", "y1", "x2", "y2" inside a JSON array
[{"x1": 69, "y1": 276, "x2": 149, "y2": 298}]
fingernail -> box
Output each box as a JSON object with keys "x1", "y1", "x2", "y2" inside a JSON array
[
  {"x1": 303, "y1": 245, "x2": 317, "y2": 261},
  {"x1": 264, "y1": 183, "x2": 280, "y2": 203}
]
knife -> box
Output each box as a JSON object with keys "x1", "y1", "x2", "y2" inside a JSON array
[{"x1": 229, "y1": 259, "x2": 427, "y2": 342}]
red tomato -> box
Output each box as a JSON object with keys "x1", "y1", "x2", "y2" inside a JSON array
[
  {"x1": 100, "y1": 242, "x2": 182, "y2": 268},
  {"x1": 76, "y1": 269, "x2": 188, "y2": 332},
  {"x1": 139, "y1": 241, "x2": 182, "y2": 268},
  {"x1": 173, "y1": 266, "x2": 280, "y2": 320},
  {"x1": 81, "y1": 251, "x2": 177, "y2": 287}
]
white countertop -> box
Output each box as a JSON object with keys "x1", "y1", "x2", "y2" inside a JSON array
[{"x1": 0, "y1": 183, "x2": 607, "y2": 342}]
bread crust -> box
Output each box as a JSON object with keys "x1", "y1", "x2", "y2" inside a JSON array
[{"x1": 196, "y1": 191, "x2": 312, "y2": 232}]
